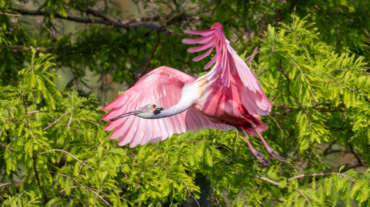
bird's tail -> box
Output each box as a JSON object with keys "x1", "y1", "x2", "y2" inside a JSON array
[
  {"x1": 182, "y1": 23, "x2": 271, "y2": 117},
  {"x1": 241, "y1": 114, "x2": 268, "y2": 137},
  {"x1": 182, "y1": 23, "x2": 260, "y2": 91}
]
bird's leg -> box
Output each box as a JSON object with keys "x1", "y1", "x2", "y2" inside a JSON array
[
  {"x1": 248, "y1": 121, "x2": 286, "y2": 163},
  {"x1": 235, "y1": 126, "x2": 269, "y2": 166}
]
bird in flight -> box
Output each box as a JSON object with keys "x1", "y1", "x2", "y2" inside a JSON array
[{"x1": 102, "y1": 23, "x2": 285, "y2": 166}]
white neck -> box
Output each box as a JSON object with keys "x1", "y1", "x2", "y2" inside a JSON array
[
  {"x1": 138, "y1": 81, "x2": 200, "y2": 119},
  {"x1": 154, "y1": 104, "x2": 190, "y2": 118}
]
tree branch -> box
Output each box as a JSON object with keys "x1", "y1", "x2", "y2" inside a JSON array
[
  {"x1": 0, "y1": 126, "x2": 13, "y2": 150},
  {"x1": 62, "y1": 0, "x2": 119, "y2": 23},
  {"x1": 15, "y1": 118, "x2": 34, "y2": 137},
  {"x1": 58, "y1": 188, "x2": 86, "y2": 207},
  {"x1": 49, "y1": 171, "x2": 114, "y2": 206},
  {"x1": 213, "y1": 186, "x2": 222, "y2": 207},
  {"x1": 291, "y1": 59, "x2": 317, "y2": 103},
  {"x1": 26, "y1": 110, "x2": 65, "y2": 114},
  {"x1": 314, "y1": 5, "x2": 343, "y2": 40},
  {"x1": 40, "y1": 149, "x2": 96, "y2": 170},
  {"x1": 0, "y1": 12, "x2": 22, "y2": 17},
  {"x1": 41, "y1": 105, "x2": 82, "y2": 133},
  {"x1": 99, "y1": 147, "x2": 116, "y2": 165},
  {"x1": 349, "y1": 143, "x2": 364, "y2": 167},
  {"x1": 33, "y1": 154, "x2": 48, "y2": 204},
  {"x1": 0, "y1": 142, "x2": 14, "y2": 151},
  {"x1": 12, "y1": 9, "x2": 130, "y2": 29},
  {"x1": 252, "y1": 175, "x2": 312, "y2": 205},
  {"x1": 15, "y1": 190, "x2": 28, "y2": 204},
  {"x1": 278, "y1": 59, "x2": 291, "y2": 96},
  {"x1": 338, "y1": 162, "x2": 363, "y2": 172},
  {"x1": 129, "y1": 27, "x2": 163, "y2": 86},
  {"x1": 79, "y1": 119, "x2": 100, "y2": 127},
  {"x1": 287, "y1": 172, "x2": 355, "y2": 183},
  {"x1": 178, "y1": 178, "x2": 200, "y2": 207},
  {"x1": 54, "y1": 122, "x2": 83, "y2": 134},
  {"x1": 236, "y1": 172, "x2": 250, "y2": 206}
]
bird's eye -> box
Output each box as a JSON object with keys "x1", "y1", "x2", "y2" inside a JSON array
[{"x1": 152, "y1": 104, "x2": 156, "y2": 108}]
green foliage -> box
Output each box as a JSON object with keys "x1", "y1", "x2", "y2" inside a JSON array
[{"x1": 1, "y1": 0, "x2": 370, "y2": 206}]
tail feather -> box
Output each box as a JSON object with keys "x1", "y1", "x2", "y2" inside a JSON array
[
  {"x1": 183, "y1": 22, "x2": 271, "y2": 117},
  {"x1": 242, "y1": 114, "x2": 268, "y2": 137}
]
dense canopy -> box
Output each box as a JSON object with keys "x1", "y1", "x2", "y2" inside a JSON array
[{"x1": 1, "y1": 0, "x2": 370, "y2": 206}]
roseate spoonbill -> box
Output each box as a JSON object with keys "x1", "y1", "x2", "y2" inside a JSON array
[{"x1": 102, "y1": 23, "x2": 285, "y2": 166}]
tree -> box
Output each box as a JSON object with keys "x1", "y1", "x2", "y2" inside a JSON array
[{"x1": 1, "y1": 0, "x2": 370, "y2": 206}]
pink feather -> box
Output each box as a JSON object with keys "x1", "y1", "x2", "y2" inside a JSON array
[
  {"x1": 102, "y1": 66, "x2": 233, "y2": 147},
  {"x1": 182, "y1": 22, "x2": 271, "y2": 116}
]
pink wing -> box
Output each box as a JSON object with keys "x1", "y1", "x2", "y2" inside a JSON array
[
  {"x1": 182, "y1": 23, "x2": 271, "y2": 117},
  {"x1": 102, "y1": 66, "x2": 233, "y2": 147}
]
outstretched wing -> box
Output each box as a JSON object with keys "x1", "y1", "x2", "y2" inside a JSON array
[
  {"x1": 182, "y1": 23, "x2": 271, "y2": 117},
  {"x1": 102, "y1": 66, "x2": 232, "y2": 147}
]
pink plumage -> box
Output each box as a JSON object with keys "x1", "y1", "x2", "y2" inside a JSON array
[
  {"x1": 183, "y1": 22, "x2": 270, "y2": 117},
  {"x1": 102, "y1": 23, "x2": 284, "y2": 166},
  {"x1": 102, "y1": 67, "x2": 232, "y2": 148}
]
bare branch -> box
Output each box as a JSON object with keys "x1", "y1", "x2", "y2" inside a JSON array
[
  {"x1": 248, "y1": 47, "x2": 259, "y2": 67},
  {"x1": 41, "y1": 105, "x2": 82, "y2": 133},
  {"x1": 178, "y1": 178, "x2": 200, "y2": 207},
  {"x1": 26, "y1": 110, "x2": 65, "y2": 114},
  {"x1": 11, "y1": 9, "x2": 130, "y2": 29},
  {"x1": 54, "y1": 122, "x2": 83, "y2": 134},
  {"x1": 59, "y1": 186, "x2": 79, "y2": 194},
  {"x1": 0, "y1": 143, "x2": 14, "y2": 151},
  {"x1": 287, "y1": 172, "x2": 356, "y2": 183},
  {"x1": 67, "y1": 114, "x2": 73, "y2": 129},
  {"x1": 189, "y1": 194, "x2": 200, "y2": 207},
  {"x1": 80, "y1": 119, "x2": 100, "y2": 127},
  {"x1": 349, "y1": 143, "x2": 364, "y2": 167},
  {"x1": 78, "y1": 158, "x2": 90, "y2": 173},
  {"x1": 0, "y1": 183, "x2": 12, "y2": 188},
  {"x1": 49, "y1": 171, "x2": 87, "y2": 191},
  {"x1": 252, "y1": 175, "x2": 312, "y2": 205},
  {"x1": 0, "y1": 12, "x2": 22, "y2": 17},
  {"x1": 121, "y1": 15, "x2": 200, "y2": 25}
]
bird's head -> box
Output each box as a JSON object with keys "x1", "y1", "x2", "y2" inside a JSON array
[{"x1": 109, "y1": 102, "x2": 163, "y2": 121}]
